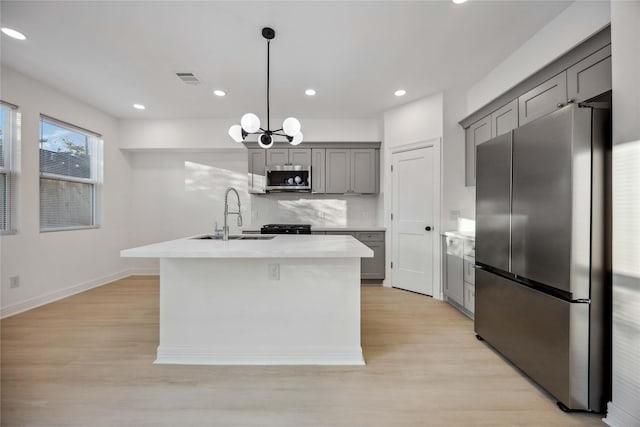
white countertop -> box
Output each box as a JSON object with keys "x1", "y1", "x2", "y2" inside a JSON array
[
  {"x1": 121, "y1": 234, "x2": 374, "y2": 259},
  {"x1": 443, "y1": 230, "x2": 475, "y2": 240},
  {"x1": 241, "y1": 226, "x2": 386, "y2": 232}
]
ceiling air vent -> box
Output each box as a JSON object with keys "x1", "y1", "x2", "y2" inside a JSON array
[{"x1": 176, "y1": 72, "x2": 200, "y2": 85}]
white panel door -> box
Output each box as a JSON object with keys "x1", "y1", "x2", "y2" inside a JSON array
[{"x1": 392, "y1": 146, "x2": 435, "y2": 295}]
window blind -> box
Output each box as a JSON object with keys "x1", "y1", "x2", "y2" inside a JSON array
[
  {"x1": 0, "y1": 101, "x2": 16, "y2": 232},
  {"x1": 39, "y1": 116, "x2": 100, "y2": 231}
]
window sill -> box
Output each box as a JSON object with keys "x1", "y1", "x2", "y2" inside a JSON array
[{"x1": 40, "y1": 225, "x2": 100, "y2": 233}]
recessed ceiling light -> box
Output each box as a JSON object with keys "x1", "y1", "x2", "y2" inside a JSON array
[
  {"x1": 394, "y1": 89, "x2": 407, "y2": 97},
  {"x1": 305, "y1": 89, "x2": 316, "y2": 96},
  {"x1": 1, "y1": 27, "x2": 27, "y2": 40},
  {"x1": 133, "y1": 104, "x2": 146, "y2": 110},
  {"x1": 213, "y1": 89, "x2": 226, "y2": 97},
  {"x1": 452, "y1": 0, "x2": 467, "y2": 4}
]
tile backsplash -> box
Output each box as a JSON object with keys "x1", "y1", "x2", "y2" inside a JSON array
[{"x1": 250, "y1": 193, "x2": 380, "y2": 226}]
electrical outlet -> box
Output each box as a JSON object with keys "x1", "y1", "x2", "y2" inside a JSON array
[
  {"x1": 268, "y1": 264, "x2": 280, "y2": 280},
  {"x1": 9, "y1": 276, "x2": 20, "y2": 289}
]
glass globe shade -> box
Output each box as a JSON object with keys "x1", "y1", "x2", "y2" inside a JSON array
[
  {"x1": 241, "y1": 113, "x2": 261, "y2": 133},
  {"x1": 290, "y1": 132, "x2": 303, "y2": 146},
  {"x1": 228, "y1": 125, "x2": 244, "y2": 143},
  {"x1": 257, "y1": 133, "x2": 274, "y2": 149},
  {"x1": 282, "y1": 117, "x2": 301, "y2": 137}
]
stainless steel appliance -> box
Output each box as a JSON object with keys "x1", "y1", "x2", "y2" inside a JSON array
[
  {"x1": 475, "y1": 104, "x2": 610, "y2": 412},
  {"x1": 265, "y1": 165, "x2": 311, "y2": 192},
  {"x1": 260, "y1": 224, "x2": 312, "y2": 234}
]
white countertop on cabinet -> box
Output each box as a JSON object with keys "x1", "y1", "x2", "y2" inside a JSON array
[
  {"x1": 121, "y1": 234, "x2": 374, "y2": 259},
  {"x1": 443, "y1": 230, "x2": 475, "y2": 240},
  {"x1": 241, "y1": 226, "x2": 386, "y2": 232}
]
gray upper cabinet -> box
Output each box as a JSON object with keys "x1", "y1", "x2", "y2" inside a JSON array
[
  {"x1": 465, "y1": 116, "x2": 491, "y2": 187},
  {"x1": 266, "y1": 148, "x2": 288, "y2": 166},
  {"x1": 325, "y1": 149, "x2": 350, "y2": 193},
  {"x1": 567, "y1": 45, "x2": 612, "y2": 103},
  {"x1": 311, "y1": 149, "x2": 326, "y2": 193},
  {"x1": 326, "y1": 148, "x2": 378, "y2": 194},
  {"x1": 247, "y1": 149, "x2": 266, "y2": 194},
  {"x1": 289, "y1": 148, "x2": 312, "y2": 166},
  {"x1": 266, "y1": 148, "x2": 311, "y2": 166},
  {"x1": 491, "y1": 99, "x2": 518, "y2": 138},
  {"x1": 351, "y1": 149, "x2": 377, "y2": 194},
  {"x1": 518, "y1": 72, "x2": 567, "y2": 126}
]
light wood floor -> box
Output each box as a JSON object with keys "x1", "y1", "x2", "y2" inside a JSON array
[{"x1": 2, "y1": 276, "x2": 604, "y2": 426}]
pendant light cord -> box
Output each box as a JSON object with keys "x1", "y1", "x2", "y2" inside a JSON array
[{"x1": 266, "y1": 39, "x2": 271, "y2": 131}]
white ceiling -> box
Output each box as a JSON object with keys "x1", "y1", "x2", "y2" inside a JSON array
[{"x1": 0, "y1": 1, "x2": 572, "y2": 120}]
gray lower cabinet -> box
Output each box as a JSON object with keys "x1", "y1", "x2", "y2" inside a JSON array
[
  {"x1": 567, "y1": 45, "x2": 612, "y2": 103},
  {"x1": 311, "y1": 148, "x2": 326, "y2": 193},
  {"x1": 326, "y1": 231, "x2": 385, "y2": 280},
  {"x1": 518, "y1": 72, "x2": 567, "y2": 126},
  {"x1": 326, "y1": 148, "x2": 378, "y2": 194},
  {"x1": 443, "y1": 235, "x2": 475, "y2": 318},
  {"x1": 247, "y1": 149, "x2": 266, "y2": 194}
]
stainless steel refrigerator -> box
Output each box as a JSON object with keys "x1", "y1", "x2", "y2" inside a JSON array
[{"x1": 474, "y1": 104, "x2": 610, "y2": 412}]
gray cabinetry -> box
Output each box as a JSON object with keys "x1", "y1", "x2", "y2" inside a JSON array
[
  {"x1": 443, "y1": 234, "x2": 475, "y2": 318},
  {"x1": 466, "y1": 100, "x2": 518, "y2": 187},
  {"x1": 326, "y1": 230, "x2": 385, "y2": 281},
  {"x1": 567, "y1": 45, "x2": 612, "y2": 103},
  {"x1": 518, "y1": 73, "x2": 567, "y2": 126},
  {"x1": 350, "y1": 149, "x2": 377, "y2": 194},
  {"x1": 491, "y1": 99, "x2": 518, "y2": 138},
  {"x1": 266, "y1": 148, "x2": 311, "y2": 166},
  {"x1": 247, "y1": 149, "x2": 266, "y2": 194},
  {"x1": 326, "y1": 148, "x2": 378, "y2": 194},
  {"x1": 465, "y1": 116, "x2": 491, "y2": 187},
  {"x1": 311, "y1": 149, "x2": 326, "y2": 193},
  {"x1": 325, "y1": 149, "x2": 350, "y2": 193}
]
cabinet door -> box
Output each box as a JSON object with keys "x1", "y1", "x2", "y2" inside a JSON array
[
  {"x1": 465, "y1": 115, "x2": 491, "y2": 187},
  {"x1": 361, "y1": 241, "x2": 385, "y2": 280},
  {"x1": 567, "y1": 45, "x2": 612, "y2": 103},
  {"x1": 351, "y1": 149, "x2": 376, "y2": 194},
  {"x1": 491, "y1": 99, "x2": 518, "y2": 138},
  {"x1": 266, "y1": 149, "x2": 288, "y2": 166},
  {"x1": 445, "y1": 253, "x2": 464, "y2": 306},
  {"x1": 247, "y1": 149, "x2": 266, "y2": 194},
  {"x1": 311, "y1": 149, "x2": 326, "y2": 193},
  {"x1": 463, "y1": 258, "x2": 475, "y2": 285},
  {"x1": 289, "y1": 148, "x2": 311, "y2": 166},
  {"x1": 325, "y1": 149, "x2": 350, "y2": 193},
  {"x1": 518, "y1": 72, "x2": 567, "y2": 126}
]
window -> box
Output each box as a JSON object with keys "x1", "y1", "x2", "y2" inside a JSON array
[
  {"x1": 39, "y1": 116, "x2": 101, "y2": 231},
  {"x1": 0, "y1": 101, "x2": 17, "y2": 233}
]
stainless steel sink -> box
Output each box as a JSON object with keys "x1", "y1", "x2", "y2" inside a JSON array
[{"x1": 193, "y1": 235, "x2": 275, "y2": 240}]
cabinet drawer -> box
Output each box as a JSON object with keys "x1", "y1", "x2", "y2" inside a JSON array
[
  {"x1": 463, "y1": 258, "x2": 475, "y2": 285},
  {"x1": 354, "y1": 231, "x2": 384, "y2": 242},
  {"x1": 463, "y1": 282, "x2": 475, "y2": 313},
  {"x1": 463, "y1": 239, "x2": 475, "y2": 258}
]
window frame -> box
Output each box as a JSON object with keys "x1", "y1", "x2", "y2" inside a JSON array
[
  {"x1": 39, "y1": 115, "x2": 102, "y2": 233},
  {"x1": 0, "y1": 101, "x2": 18, "y2": 235}
]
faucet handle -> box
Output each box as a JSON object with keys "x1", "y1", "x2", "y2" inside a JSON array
[
  {"x1": 237, "y1": 216, "x2": 243, "y2": 227},
  {"x1": 214, "y1": 221, "x2": 223, "y2": 237}
]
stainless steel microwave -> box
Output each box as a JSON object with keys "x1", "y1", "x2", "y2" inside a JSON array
[{"x1": 265, "y1": 165, "x2": 311, "y2": 192}]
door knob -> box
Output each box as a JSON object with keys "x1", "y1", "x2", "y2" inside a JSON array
[{"x1": 425, "y1": 226, "x2": 432, "y2": 231}]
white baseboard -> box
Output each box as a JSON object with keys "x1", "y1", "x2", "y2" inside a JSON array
[
  {"x1": 603, "y1": 401, "x2": 640, "y2": 427},
  {"x1": 155, "y1": 345, "x2": 366, "y2": 366},
  {"x1": 128, "y1": 268, "x2": 159, "y2": 276},
  {"x1": 0, "y1": 269, "x2": 153, "y2": 319}
]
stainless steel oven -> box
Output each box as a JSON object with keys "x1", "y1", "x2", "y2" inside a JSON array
[{"x1": 265, "y1": 165, "x2": 311, "y2": 192}]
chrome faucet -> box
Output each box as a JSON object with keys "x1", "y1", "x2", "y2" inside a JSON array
[{"x1": 223, "y1": 187, "x2": 243, "y2": 241}]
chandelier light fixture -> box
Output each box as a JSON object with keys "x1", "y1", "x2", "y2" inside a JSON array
[{"x1": 228, "y1": 27, "x2": 303, "y2": 149}]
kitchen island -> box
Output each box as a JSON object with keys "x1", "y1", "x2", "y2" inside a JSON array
[{"x1": 121, "y1": 234, "x2": 372, "y2": 365}]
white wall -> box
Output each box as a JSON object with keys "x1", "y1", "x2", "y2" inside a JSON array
[
  {"x1": 382, "y1": 93, "x2": 444, "y2": 287},
  {"x1": 120, "y1": 117, "x2": 381, "y2": 150},
  {"x1": 606, "y1": 2, "x2": 640, "y2": 426},
  {"x1": 0, "y1": 67, "x2": 133, "y2": 317},
  {"x1": 466, "y1": 0, "x2": 611, "y2": 114}
]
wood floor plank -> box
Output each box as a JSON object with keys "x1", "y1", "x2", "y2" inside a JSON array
[{"x1": 1, "y1": 276, "x2": 605, "y2": 426}]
